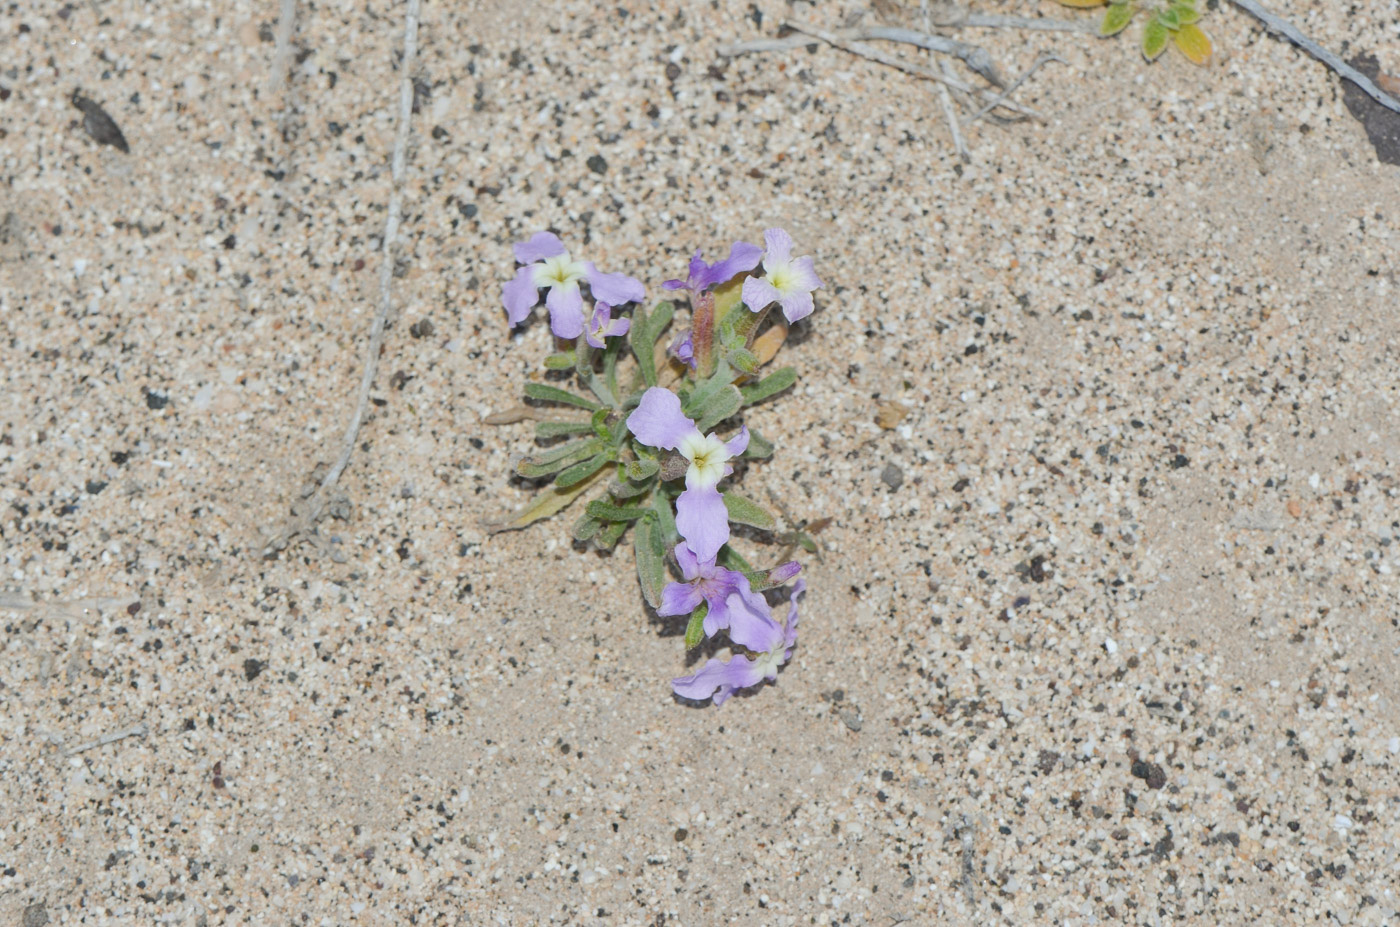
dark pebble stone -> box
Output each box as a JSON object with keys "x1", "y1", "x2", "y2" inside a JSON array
[
  {"x1": 586, "y1": 154, "x2": 607, "y2": 174},
  {"x1": 243, "y1": 659, "x2": 266, "y2": 681},
  {"x1": 880, "y1": 462, "x2": 904, "y2": 492}
]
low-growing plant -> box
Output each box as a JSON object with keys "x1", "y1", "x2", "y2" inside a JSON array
[
  {"x1": 491, "y1": 230, "x2": 823, "y2": 706},
  {"x1": 1060, "y1": 0, "x2": 1212, "y2": 64}
]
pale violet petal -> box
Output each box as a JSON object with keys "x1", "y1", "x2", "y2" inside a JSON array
[
  {"x1": 741, "y1": 275, "x2": 782, "y2": 313},
  {"x1": 514, "y1": 231, "x2": 568, "y2": 263},
  {"x1": 675, "y1": 484, "x2": 729, "y2": 562},
  {"x1": 626, "y1": 388, "x2": 697, "y2": 451},
  {"x1": 545, "y1": 283, "x2": 585, "y2": 339},
  {"x1": 502, "y1": 265, "x2": 541, "y2": 326}
]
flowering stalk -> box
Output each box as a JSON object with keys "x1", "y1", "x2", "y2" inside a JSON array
[{"x1": 492, "y1": 228, "x2": 822, "y2": 707}]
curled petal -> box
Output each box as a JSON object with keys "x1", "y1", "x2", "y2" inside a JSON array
[
  {"x1": 545, "y1": 284, "x2": 585, "y2": 339},
  {"x1": 694, "y1": 240, "x2": 763, "y2": 290},
  {"x1": 710, "y1": 586, "x2": 780, "y2": 650},
  {"x1": 658, "y1": 581, "x2": 705, "y2": 618},
  {"x1": 768, "y1": 561, "x2": 803, "y2": 584},
  {"x1": 626, "y1": 388, "x2": 697, "y2": 451},
  {"x1": 672, "y1": 655, "x2": 767, "y2": 706},
  {"x1": 741, "y1": 275, "x2": 782, "y2": 314},
  {"x1": 670, "y1": 332, "x2": 696, "y2": 369},
  {"x1": 675, "y1": 484, "x2": 729, "y2": 563},
  {"x1": 584, "y1": 263, "x2": 645, "y2": 306},
  {"x1": 723, "y1": 426, "x2": 750, "y2": 459},
  {"x1": 777, "y1": 289, "x2": 816, "y2": 324},
  {"x1": 502, "y1": 265, "x2": 541, "y2": 326},
  {"x1": 673, "y1": 542, "x2": 702, "y2": 581},
  {"x1": 514, "y1": 231, "x2": 568, "y2": 263},
  {"x1": 761, "y1": 227, "x2": 794, "y2": 266},
  {"x1": 662, "y1": 279, "x2": 687, "y2": 290}
]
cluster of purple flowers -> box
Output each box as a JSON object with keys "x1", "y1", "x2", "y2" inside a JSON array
[{"x1": 499, "y1": 227, "x2": 822, "y2": 706}]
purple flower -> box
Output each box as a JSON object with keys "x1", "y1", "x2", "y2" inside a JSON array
[
  {"x1": 671, "y1": 579, "x2": 805, "y2": 706},
  {"x1": 740, "y1": 228, "x2": 823, "y2": 323},
  {"x1": 584, "y1": 302, "x2": 630, "y2": 349},
  {"x1": 502, "y1": 231, "x2": 645, "y2": 339},
  {"x1": 662, "y1": 241, "x2": 763, "y2": 294},
  {"x1": 658, "y1": 543, "x2": 771, "y2": 637},
  {"x1": 625, "y1": 388, "x2": 748, "y2": 562},
  {"x1": 669, "y1": 331, "x2": 696, "y2": 370}
]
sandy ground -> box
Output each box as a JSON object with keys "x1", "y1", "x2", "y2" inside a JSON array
[{"x1": 3, "y1": 0, "x2": 1400, "y2": 923}]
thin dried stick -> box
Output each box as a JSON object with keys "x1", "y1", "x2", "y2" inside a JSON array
[
  {"x1": 1227, "y1": 0, "x2": 1400, "y2": 116},
  {"x1": 61, "y1": 722, "x2": 149, "y2": 756},
  {"x1": 937, "y1": 59, "x2": 970, "y2": 162},
  {"x1": 717, "y1": 16, "x2": 1090, "y2": 56},
  {"x1": 839, "y1": 24, "x2": 1005, "y2": 86},
  {"x1": 269, "y1": 0, "x2": 298, "y2": 91},
  {"x1": 780, "y1": 22, "x2": 1044, "y2": 119},
  {"x1": 921, "y1": 0, "x2": 970, "y2": 163},
  {"x1": 968, "y1": 54, "x2": 1065, "y2": 124},
  {"x1": 264, "y1": 0, "x2": 422, "y2": 554}
]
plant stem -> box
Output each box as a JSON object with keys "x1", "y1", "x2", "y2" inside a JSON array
[{"x1": 692, "y1": 291, "x2": 716, "y2": 378}]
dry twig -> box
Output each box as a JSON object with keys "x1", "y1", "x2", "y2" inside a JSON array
[
  {"x1": 777, "y1": 21, "x2": 1044, "y2": 120},
  {"x1": 62, "y1": 723, "x2": 149, "y2": 757},
  {"x1": 1227, "y1": 0, "x2": 1400, "y2": 116},
  {"x1": 263, "y1": 0, "x2": 422, "y2": 556},
  {"x1": 968, "y1": 54, "x2": 1065, "y2": 124}
]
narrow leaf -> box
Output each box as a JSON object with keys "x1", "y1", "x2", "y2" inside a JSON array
[
  {"x1": 587, "y1": 500, "x2": 652, "y2": 521},
  {"x1": 1058, "y1": 0, "x2": 1108, "y2": 6},
  {"x1": 652, "y1": 492, "x2": 679, "y2": 546},
  {"x1": 591, "y1": 408, "x2": 613, "y2": 439},
  {"x1": 1155, "y1": 8, "x2": 1180, "y2": 29},
  {"x1": 626, "y1": 457, "x2": 660, "y2": 481},
  {"x1": 535, "y1": 420, "x2": 595, "y2": 438},
  {"x1": 684, "y1": 603, "x2": 709, "y2": 650},
  {"x1": 741, "y1": 430, "x2": 775, "y2": 459},
  {"x1": 595, "y1": 519, "x2": 628, "y2": 550},
  {"x1": 572, "y1": 513, "x2": 603, "y2": 541},
  {"x1": 634, "y1": 515, "x2": 668, "y2": 609},
  {"x1": 524, "y1": 382, "x2": 601, "y2": 411},
  {"x1": 609, "y1": 480, "x2": 649, "y2": 500},
  {"x1": 716, "y1": 544, "x2": 754, "y2": 574},
  {"x1": 630, "y1": 308, "x2": 657, "y2": 387},
  {"x1": 740, "y1": 367, "x2": 797, "y2": 405},
  {"x1": 488, "y1": 468, "x2": 607, "y2": 533},
  {"x1": 555, "y1": 454, "x2": 611, "y2": 488},
  {"x1": 723, "y1": 492, "x2": 776, "y2": 531},
  {"x1": 726, "y1": 346, "x2": 760, "y2": 376},
  {"x1": 1174, "y1": 5, "x2": 1201, "y2": 24},
  {"x1": 1172, "y1": 22, "x2": 1211, "y2": 63},
  {"x1": 694, "y1": 385, "x2": 743, "y2": 433},
  {"x1": 682, "y1": 362, "x2": 734, "y2": 419},
  {"x1": 516, "y1": 439, "x2": 601, "y2": 478},
  {"x1": 1141, "y1": 20, "x2": 1169, "y2": 59}
]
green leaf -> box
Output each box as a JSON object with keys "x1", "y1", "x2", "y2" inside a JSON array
[
  {"x1": 629, "y1": 302, "x2": 674, "y2": 387},
  {"x1": 684, "y1": 601, "x2": 709, "y2": 650},
  {"x1": 591, "y1": 408, "x2": 613, "y2": 439},
  {"x1": 609, "y1": 476, "x2": 652, "y2": 499},
  {"x1": 535, "y1": 420, "x2": 595, "y2": 438},
  {"x1": 741, "y1": 430, "x2": 774, "y2": 459},
  {"x1": 682, "y1": 361, "x2": 734, "y2": 418},
  {"x1": 586, "y1": 499, "x2": 652, "y2": 521},
  {"x1": 595, "y1": 519, "x2": 628, "y2": 550},
  {"x1": 693, "y1": 385, "x2": 743, "y2": 433},
  {"x1": 524, "y1": 382, "x2": 601, "y2": 411},
  {"x1": 652, "y1": 492, "x2": 678, "y2": 546},
  {"x1": 716, "y1": 544, "x2": 754, "y2": 574},
  {"x1": 726, "y1": 346, "x2": 760, "y2": 376},
  {"x1": 739, "y1": 367, "x2": 797, "y2": 405},
  {"x1": 1174, "y1": 4, "x2": 1201, "y2": 24},
  {"x1": 544, "y1": 351, "x2": 576, "y2": 370},
  {"x1": 722, "y1": 492, "x2": 776, "y2": 531},
  {"x1": 1155, "y1": 7, "x2": 1180, "y2": 29},
  {"x1": 488, "y1": 467, "x2": 608, "y2": 533},
  {"x1": 516, "y1": 439, "x2": 601, "y2": 478},
  {"x1": 1100, "y1": 2, "x2": 1134, "y2": 36},
  {"x1": 626, "y1": 457, "x2": 660, "y2": 481},
  {"x1": 555, "y1": 454, "x2": 611, "y2": 488},
  {"x1": 1141, "y1": 19, "x2": 1169, "y2": 59},
  {"x1": 572, "y1": 513, "x2": 603, "y2": 541},
  {"x1": 634, "y1": 515, "x2": 668, "y2": 609}
]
